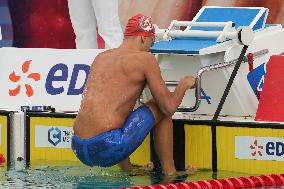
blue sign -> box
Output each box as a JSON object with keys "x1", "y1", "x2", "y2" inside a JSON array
[{"x1": 247, "y1": 63, "x2": 266, "y2": 94}]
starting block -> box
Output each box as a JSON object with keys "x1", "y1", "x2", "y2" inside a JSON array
[{"x1": 143, "y1": 6, "x2": 284, "y2": 117}]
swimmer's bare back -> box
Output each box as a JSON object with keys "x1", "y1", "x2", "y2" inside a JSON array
[{"x1": 73, "y1": 48, "x2": 156, "y2": 139}]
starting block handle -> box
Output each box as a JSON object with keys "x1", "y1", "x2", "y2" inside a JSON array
[
  {"x1": 165, "y1": 80, "x2": 201, "y2": 112},
  {"x1": 159, "y1": 19, "x2": 254, "y2": 45},
  {"x1": 164, "y1": 49, "x2": 268, "y2": 113},
  {"x1": 169, "y1": 30, "x2": 224, "y2": 38},
  {"x1": 199, "y1": 49, "x2": 268, "y2": 74},
  {"x1": 162, "y1": 20, "x2": 235, "y2": 41},
  {"x1": 172, "y1": 20, "x2": 235, "y2": 28},
  {"x1": 138, "y1": 80, "x2": 201, "y2": 112}
]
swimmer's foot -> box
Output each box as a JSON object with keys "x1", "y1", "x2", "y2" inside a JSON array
[
  {"x1": 162, "y1": 165, "x2": 197, "y2": 177},
  {"x1": 131, "y1": 161, "x2": 154, "y2": 171},
  {"x1": 142, "y1": 161, "x2": 154, "y2": 171},
  {"x1": 163, "y1": 171, "x2": 188, "y2": 178},
  {"x1": 185, "y1": 165, "x2": 198, "y2": 173},
  {"x1": 129, "y1": 162, "x2": 154, "y2": 176}
]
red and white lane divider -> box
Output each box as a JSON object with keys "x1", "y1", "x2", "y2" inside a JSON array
[{"x1": 122, "y1": 174, "x2": 284, "y2": 189}]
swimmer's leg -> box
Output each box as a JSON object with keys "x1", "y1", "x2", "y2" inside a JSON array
[
  {"x1": 153, "y1": 116, "x2": 176, "y2": 176},
  {"x1": 145, "y1": 100, "x2": 176, "y2": 176}
]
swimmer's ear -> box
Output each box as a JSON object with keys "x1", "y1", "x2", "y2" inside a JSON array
[{"x1": 141, "y1": 36, "x2": 147, "y2": 44}]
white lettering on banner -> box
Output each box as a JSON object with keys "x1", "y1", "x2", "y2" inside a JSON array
[
  {"x1": 35, "y1": 125, "x2": 74, "y2": 148},
  {"x1": 235, "y1": 136, "x2": 284, "y2": 161},
  {"x1": 0, "y1": 48, "x2": 105, "y2": 111},
  {"x1": 0, "y1": 124, "x2": 2, "y2": 145}
]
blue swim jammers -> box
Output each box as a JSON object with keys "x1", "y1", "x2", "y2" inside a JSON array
[{"x1": 71, "y1": 105, "x2": 155, "y2": 167}]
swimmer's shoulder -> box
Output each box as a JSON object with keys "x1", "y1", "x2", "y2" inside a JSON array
[
  {"x1": 95, "y1": 49, "x2": 113, "y2": 59},
  {"x1": 127, "y1": 52, "x2": 158, "y2": 72},
  {"x1": 127, "y1": 51, "x2": 155, "y2": 62},
  {"x1": 95, "y1": 49, "x2": 156, "y2": 64},
  {"x1": 92, "y1": 49, "x2": 119, "y2": 64}
]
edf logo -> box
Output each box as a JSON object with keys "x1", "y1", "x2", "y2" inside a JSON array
[
  {"x1": 8, "y1": 61, "x2": 90, "y2": 97},
  {"x1": 249, "y1": 139, "x2": 284, "y2": 158},
  {"x1": 249, "y1": 139, "x2": 284, "y2": 160},
  {"x1": 266, "y1": 142, "x2": 284, "y2": 156},
  {"x1": 48, "y1": 127, "x2": 62, "y2": 146},
  {"x1": 236, "y1": 136, "x2": 284, "y2": 161},
  {"x1": 45, "y1": 63, "x2": 90, "y2": 95}
]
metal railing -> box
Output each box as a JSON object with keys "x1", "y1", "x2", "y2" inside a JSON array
[{"x1": 140, "y1": 49, "x2": 269, "y2": 112}]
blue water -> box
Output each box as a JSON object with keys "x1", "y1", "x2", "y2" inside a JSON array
[{"x1": 0, "y1": 161, "x2": 257, "y2": 189}]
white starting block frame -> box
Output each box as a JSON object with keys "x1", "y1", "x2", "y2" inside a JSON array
[
  {"x1": 147, "y1": 6, "x2": 284, "y2": 117},
  {"x1": 158, "y1": 20, "x2": 254, "y2": 44}
]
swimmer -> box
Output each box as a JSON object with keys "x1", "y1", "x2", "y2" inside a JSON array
[{"x1": 71, "y1": 14, "x2": 196, "y2": 176}]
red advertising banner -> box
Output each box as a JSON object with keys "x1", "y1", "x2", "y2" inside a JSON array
[{"x1": 4, "y1": 0, "x2": 284, "y2": 49}]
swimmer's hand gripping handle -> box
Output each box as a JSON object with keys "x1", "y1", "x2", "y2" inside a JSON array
[{"x1": 165, "y1": 80, "x2": 201, "y2": 112}]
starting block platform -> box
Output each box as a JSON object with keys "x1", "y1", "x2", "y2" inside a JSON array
[
  {"x1": 145, "y1": 6, "x2": 284, "y2": 117},
  {"x1": 151, "y1": 7, "x2": 267, "y2": 54}
]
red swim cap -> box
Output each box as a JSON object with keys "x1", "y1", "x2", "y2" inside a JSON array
[{"x1": 124, "y1": 14, "x2": 155, "y2": 37}]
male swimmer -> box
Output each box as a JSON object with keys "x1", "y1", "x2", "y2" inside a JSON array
[{"x1": 71, "y1": 14, "x2": 196, "y2": 176}]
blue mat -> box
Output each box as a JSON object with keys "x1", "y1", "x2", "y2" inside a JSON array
[
  {"x1": 191, "y1": 7, "x2": 265, "y2": 31},
  {"x1": 151, "y1": 38, "x2": 217, "y2": 54}
]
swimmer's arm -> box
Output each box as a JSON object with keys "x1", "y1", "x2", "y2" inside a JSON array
[{"x1": 143, "y1": 54, "x2": 193, "y2": 116}]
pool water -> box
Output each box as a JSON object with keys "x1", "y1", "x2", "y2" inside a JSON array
[{"x1": 0, "y1": 161, "x2": 256, "y2": 189}]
